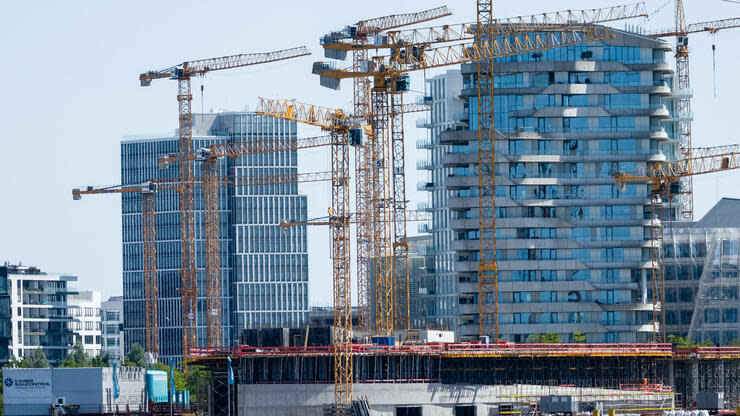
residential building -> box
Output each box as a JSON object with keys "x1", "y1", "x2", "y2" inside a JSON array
[
  {"x1": 664, "y1": 198, "x2": 740, "y2": 345},
  {"x1": 69, "y1": 291, "x2": 102, "y2": 357},
  {"x1": 422, "y1": 28, "x2": 681, "y2": 341},
  {"x1": 121, "y1": 111, "x2": 308, "y2": 361},
  {"x1": 0, "y1": 265, "x2": 77, "y2": 364},
  {"x1": 416, "y1": 70, "x2": 466, "y2": 331},
  {"x1": 101, "y1": 296, "x2": 124, "y2": 361}
]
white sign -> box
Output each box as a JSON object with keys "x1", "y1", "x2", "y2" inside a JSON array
[{"x1": 4, "y1": 369, "x2": 53, "y2": 404}]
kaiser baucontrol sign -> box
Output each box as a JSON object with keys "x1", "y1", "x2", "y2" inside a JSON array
[{"x1": 4, "y1": 369, "x2": 53, "y2": 404}]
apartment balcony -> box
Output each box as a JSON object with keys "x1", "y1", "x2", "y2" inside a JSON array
[
  {"x1": 417, "y1": 202, "x2": 434, "y2": 212},
  {"x1": 663, "y1": 112, "x2": 694, "y2": 123},
  {"x1": 649, "y1": 128, "x2": 669, "y2": 140},
  {"x1": 416, "y1": 95, "x2": 433, "y2": 106},
  {"x1": 416, "y1": 118, "x2": 432, "y2": 129},
  {"x1": 417, "y1": 181, "x2": 436, "y2": 191},
  {"x1": 416, "y1": 138, "x2": 434, "y2": 149},
  {"x1": 416, "y1": 160, "x2": 434, "y2": 170},
  {"x1": 666, "y1": 88, "x2": 693, "y2": 99},
  {"x1": 418, "y1": 223, "x2": 432, "y2": 233}
]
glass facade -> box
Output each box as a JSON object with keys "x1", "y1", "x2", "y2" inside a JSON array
[
  {"x1": 664, "y1": 202, "x2": 740, "y2": 344},
  {"x1": 121, "y1": 112, "x2": 308, "y2": 362},
  {"x1": 426, "y1": 29, "x2": 683, "y2": 341}
]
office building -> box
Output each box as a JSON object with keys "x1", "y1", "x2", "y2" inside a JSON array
[
  {"x1": 101, "y1": 296, "x2": 124, "y2": 361},
  {"x1": 121, "y1": 111, "x2": 308, "y2": 361},
  {"x1": 419, "y1": 28, "x2": 681, "y2": 341},
  {"x1": 664, "y1": 198, "x2": 740, "y2": 345},
  {"x1": 69, "y1": 291, "x2": 102, "y2": 357},
  {"x1": 0, "y1": 265, "x2": 77, "y2": 364}
]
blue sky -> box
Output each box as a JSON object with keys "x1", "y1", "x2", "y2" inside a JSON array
[{"x1": 1, "y1": 1, "x2": 739, "y2": 305}]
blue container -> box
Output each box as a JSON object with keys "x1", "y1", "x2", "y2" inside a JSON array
[
  {"x1": 145, "y1": 370, "x2": 169, "y2": 403},
  {"x1": 371, "y1": 336, "x2": 394, "y2": 346}
]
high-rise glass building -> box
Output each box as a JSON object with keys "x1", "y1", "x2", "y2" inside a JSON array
[
  {"x1": 664, "y1": 198, "x2": 740, "y2": 345},
  {"x1": 121, "y1": 112, "x2": 308, "y2": 361},
  {"x1": 419, "y1": 29, "x2": 681, "y2": 342}
]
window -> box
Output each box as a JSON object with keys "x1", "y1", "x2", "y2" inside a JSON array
[
  {"x1": 568, "y1": 312, "x2": 585, "y2": 323},
  {"x1": 705, "y1": 309, "x2": 720, "y2": 324},
  {"x1": 454, "y1": 406, "x2": 476, "y2": 416},
  {"x1": 397, "y1": 407, "x2": 422, "y2": 416},
  {"x1": 513, "y1": 292, "x2": 531, "y2": 303},
  {"x1": 84, "y1": 335, "x2": 94, "y2": 344},
  {"x1": 723, "y1": 309, "x2": 738, "y2": 323},
  {"x1": 542, "y1": 291, "x2": 558, "y2": 303}
]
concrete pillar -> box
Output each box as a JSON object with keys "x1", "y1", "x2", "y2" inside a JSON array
[
  {"x1": 691, "y1": 358, "x2": 699, "y2": 406},
  {"x1": 717, "y1": 360, "x2": 725, "y2": 393},
  {"x1": 667, "y1": 360, "x2": 675, "y2": 391}
]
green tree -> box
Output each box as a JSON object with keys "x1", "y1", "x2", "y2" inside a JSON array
[
  {"x1": 728, "y1": 339, "x2": 740, "y2": 347},
  {"x1": 528, "y1": 333, "x2": 562, "y2": 343},
  {"x1": 7, "y1": 355, "x2": 29, "y2": 368},
  {"x1": 186, "y1": 366, "x2": 211, "y2": 401},
  {"x1": 572, "y1": 332, "x2": 586, "y2": 343},
  {"x1": 123, "y1": 343, "x2": 146, "y2": 368},
  {"x1": 153, "y1": 362, "x2": 187, "y2": 391},
  {"x1": 26, "y1": 348, "x2": 50, "y2": 368},
  {"x1": 60, "y1": 342, "x2": 91, "y2": 367},
  {"x1": 90, "y1": 353, "x2": 111, "y2": 367}
]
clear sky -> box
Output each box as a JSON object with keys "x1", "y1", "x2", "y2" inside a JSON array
[{"x1": 1, "y1": 1, "x2": 740, "y2": 306}]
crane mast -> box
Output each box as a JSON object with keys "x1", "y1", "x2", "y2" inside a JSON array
[
  {"x1": 255, "y1": 98, "x2": 353, "y2": 404},
  {"x1": 476, "y1": 0, "x2": 499, "y2": 341}
]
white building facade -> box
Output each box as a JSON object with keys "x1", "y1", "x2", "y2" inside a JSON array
[
  {"x1": 101, "y1": 296, "x2": 124, "y2": 362},
  {"x1": 69, "y1": 291, "x2": 102, "y2": 357}
]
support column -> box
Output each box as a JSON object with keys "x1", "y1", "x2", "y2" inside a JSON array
[
  {"x1": 667, "y1": 360, "x2": 675, "y2": 391},
  {"x1": 691, "y1": 358, "x2": 699, "y2": 407},
  {"x1": 717, "y1": 360, "x2": 725, "y2": 393}
]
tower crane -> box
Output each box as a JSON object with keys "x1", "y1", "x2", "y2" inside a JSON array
[
  {"x1": 613, "y1": 144, "x2": 740, "y2": 341},
  {"x1": 73, "y1": 171, "x2": 330, "y2": 357},
  {"x1": 255, "y1": 98, "x2": 354, "y2": 405},
  {"x1": 321, "y1": 3, "x2": 649, "y2": 334},
  {"x1": 647, "y1": 1, "x2": 740, "y2": 221},
  {"x1": 139, "y1": 46, "x2": 310, "y2": 357},
  {"x1": 315, "y1": 22, "x2": 616, "y2": 340},
  {"x1": 322, "y1": 6, "x2": 453, "y2": 332}
]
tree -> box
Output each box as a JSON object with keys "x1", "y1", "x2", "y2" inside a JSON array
[
  {"x1": 571, "y1": 332, "x2": 586, "y2": 343},
  {"x1": 186, "y1": 366, "x2": 211, "y2": 402},
  {"x1": 153, "y1": 362, "x2": 187, "y2": 391},
  {"x1": 123, "y1": 343, "x2": 146, "y2": 368},
  {"x1": 7, "y1": 355, "x2": 29, "y2": 369},
  {"x1": 91, "y1": 353, "x2": 111, "y2": 367},
  {"x1": 60, "y1": 342, "x2": 91, "y2": 368},
  {"x1": 668, "y1": 334, "x2": 714, "y2": 347},
  {"x1": 26, "y1": 348, "x2": 50, "y2": 368},
  {"x1": 528, "y1": 333, "x2": 562, "y2": 343}
]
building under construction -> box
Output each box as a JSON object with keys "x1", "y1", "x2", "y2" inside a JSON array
[{"x1": 190, "y1": 343, "x2": 740, "y2": 416}]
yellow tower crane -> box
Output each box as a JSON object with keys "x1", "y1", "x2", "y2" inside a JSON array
[
  {"x1": 138, "y1": 47, "x2": 310, "y2": 357},
  {"x1": 320, "y1": 2, "x2": 648, "y2": 338},
  {"x1": 255, "y1": 98, "x2": 355, "y2": 405},
  {"x1": 315, "y1": 22, "x2": 616, "y2": 340},
  {"x1": 321, "y1": 6, "x2": 453, "y2": 332},
  {"x1": 613, "y1": 144, "x2": 740, "y2": 340},
  {"x1": 647, "y1": 2, "x2": 740, "y2": 221}
]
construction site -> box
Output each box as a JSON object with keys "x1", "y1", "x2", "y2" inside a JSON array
[{"x1": 65, "y1": 0, "x2": 740, "y2": 415}]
